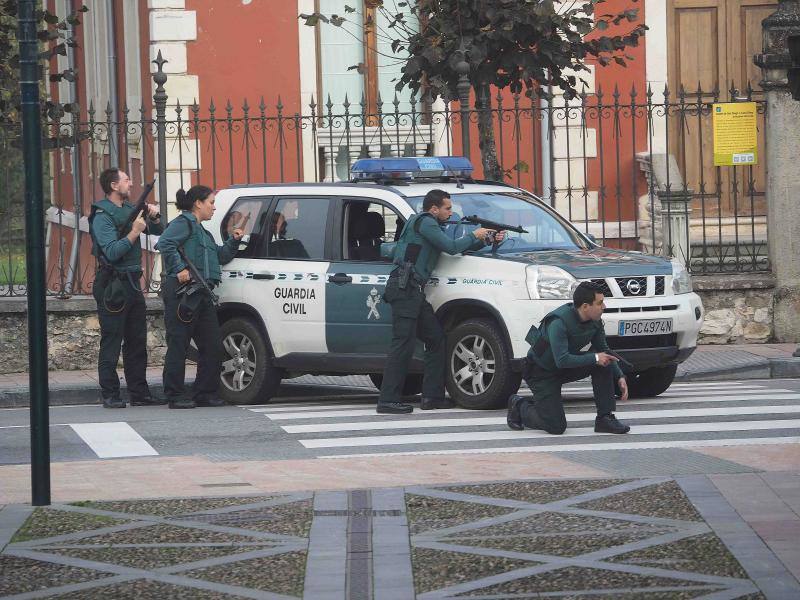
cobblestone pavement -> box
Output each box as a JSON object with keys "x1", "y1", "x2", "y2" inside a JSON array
[{"x1": 1, "y1": 477, "x2": 798, "y2": 599}]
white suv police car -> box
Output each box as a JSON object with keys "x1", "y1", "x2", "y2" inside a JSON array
[{"x1": 204, "y1": 156, "x2": 703, "y2": 409}]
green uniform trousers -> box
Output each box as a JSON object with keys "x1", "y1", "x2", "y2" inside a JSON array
[
  {"x1": 520, "y1": 361, "x2": 617, "y2": 434},
  {"x1": 161, "y1": 276, "x2": 223, "y2": 402},
  {"x1": 378, "y1": 276, "x2": 446, "y2": 405},
  {"x1": 92, "y1": 270, "x2": 150, "y2": 402}
]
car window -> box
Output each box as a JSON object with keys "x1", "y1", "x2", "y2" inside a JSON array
[
  {"x1": 221, "y1": 197, "x2": 267, "y2": 258},
  {"x1": 407, "y1": 192, "x2": 589, "y2": 253},
  {"x1": 342, "y1": 200, "x2": 403, "y2": 261},
  {"x1": 264, "y1": 197, "x2": 330, "y2": 260}
]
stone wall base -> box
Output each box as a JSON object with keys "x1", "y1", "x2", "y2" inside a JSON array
[
  {"x1": 694, "y1": 274, "x2": 775, "y2": 344},
  {"x1": 0, "y1": 277, "x2": 782, "y2": 373}
]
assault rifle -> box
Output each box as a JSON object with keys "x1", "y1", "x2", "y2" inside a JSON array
[
  {"x1": 445, "y1": 215, "x2": 528, "y2": 252},
  {"x1": 119, "y1": 180, "x2": 158, "y2": 234},
  {"x1": 177, "y1": 247, "x2": 219, "y2": 306}
]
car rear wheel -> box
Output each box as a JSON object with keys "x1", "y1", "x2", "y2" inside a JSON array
[
  {"x1": 626, "y1": 364, "x2": 677, "y2": 398},
  {"x1": 368, "y1": 373, "x2": 423, "y2": 396},
  {"x1": 445, "y1": 318, "x2": 521, "y2": 410},
  {"x1": 218, "y1": 317, "x2": 282, "y2": 405}
]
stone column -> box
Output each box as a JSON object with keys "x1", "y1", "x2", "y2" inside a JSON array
[{"x1": 754, "y1": 0, "x2": 800, "y2": 343}]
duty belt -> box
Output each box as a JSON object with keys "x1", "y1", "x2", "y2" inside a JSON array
[{"x1": 389, "y1": 269, "x2": 425, "y2": 291}]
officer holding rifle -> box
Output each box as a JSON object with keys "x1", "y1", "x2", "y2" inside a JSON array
[
  {"x1": 376, "y1": 189, "x2": 503, "y2": 414},
  {"x1": 156, "y1": 185, "x2": 243, "y2": 410},
  {"x1": 89, "y1": 168, "x2": 164, "y2": 409}
]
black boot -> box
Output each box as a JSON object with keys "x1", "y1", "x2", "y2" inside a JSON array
[
  {"x1": 376, "y1": 402, "x2": 413, "y2": 414},
  {"x1": 102, "y1": 396, "x2": 126, "y2": 409},
  {"x1": 595, "y1": 413, "x2": 630, "y2": 434},
  {"x1": 507, "y1": 395, "x2": 525, "y2": 430},
  {"x1": 420, "y1": 396, "x2": 455, "y2": 410},
  {"x1": 130, "y1": 391, "x2": 168, "y2": 406},
  {"x1": 169, "y1": 397, "x2": 196, "y2": 409}
]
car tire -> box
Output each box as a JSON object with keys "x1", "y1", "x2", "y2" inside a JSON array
[
  {"x1": 368, "y1": 373, "x2": 423, "y2": 396},
  {"x1": 445, "y1": 318, "x2": 521, "y2": 410},
  {"x1": 626, "y1": 364, "x2": 677, "y2": 398},
  {"x1": 218, "y1": 317, "x2": 282, "y2": 405}
]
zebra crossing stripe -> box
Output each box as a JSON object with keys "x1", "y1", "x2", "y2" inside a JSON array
[
  {"x1": 299, "y1": 419, "x2": 800, "y2": 448},
  {"x1": 69, "y1": 422, "x2": 158, "y2": 458},
  {"x1": 282, "y1": 404, "x2": 800, "y2": 434},
  {"x1": 320, "y1": 436, "x2": 800, "y2": 459},
  {"x1": 265, "y1": 407, "x2": 475, "y2": 420}
]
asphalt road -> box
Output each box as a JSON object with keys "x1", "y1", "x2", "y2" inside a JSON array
[{"x1": 2, "y1": 378, "x2": 800, "y2": 465}]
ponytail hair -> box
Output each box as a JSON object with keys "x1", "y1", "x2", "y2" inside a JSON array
[{"x1": 175, "y1": 185, "x2": 213, "y2": 211}]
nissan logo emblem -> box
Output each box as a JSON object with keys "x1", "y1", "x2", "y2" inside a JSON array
[{"x1": 626, "y1": 279, "x2": 642, "y2": 295}]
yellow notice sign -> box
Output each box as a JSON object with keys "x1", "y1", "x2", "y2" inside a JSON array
[{"x1": 712, "y1": 102, "x2": 758, "y2": 166}]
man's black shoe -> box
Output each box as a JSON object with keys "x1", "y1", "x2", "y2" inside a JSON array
[
  {"x1": 194, "y1": 395, "x2": 226, "y2": 407},
  {"x1": 595, "y1": 413, "x2": 630, "y2": 434},
  {"x1": 130, "y1": 392, "x2": 168, "y2": 406},
  {"x1": 102, "y1": 397, "x2": 126, "y2": 409},
  {"x1": 376, "y1": 402, "x2": 413, "y2": 414},
  {"x1": 420, "y1": 396, "x2": 455, "y2": 410},
  {"x1": 507, "y1": 395, "x2": 525, "y2": 431},
  {"x1": 169, "y1": 397, "x2": 196, "y2": 409}
]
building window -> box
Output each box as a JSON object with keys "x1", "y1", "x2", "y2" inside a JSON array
[{"x1": 318, "y1": 0, "x2": 418, "y2": 114}]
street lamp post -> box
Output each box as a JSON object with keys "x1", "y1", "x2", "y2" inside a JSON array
[{"x1": 18, "y1": 0, "x2": 51, "y2": 505}]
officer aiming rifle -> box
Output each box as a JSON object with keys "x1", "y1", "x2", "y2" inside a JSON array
[{"x1": 446, "y1": 214, "x2": 528, "y2": 252}]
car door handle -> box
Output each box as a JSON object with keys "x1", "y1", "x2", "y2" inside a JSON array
[
  {"x1": 328, "y1": 273, "x2": 353, "y2": 285},
  {"x1": 253, "y1": 273, "x2": 275, "y2": 280}
]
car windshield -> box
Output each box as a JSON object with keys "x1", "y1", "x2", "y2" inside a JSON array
[{"x1": 408, "y1": 192, "x2": 589, "y2": 253}]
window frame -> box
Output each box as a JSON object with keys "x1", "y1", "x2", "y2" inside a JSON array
[
  {"x1": 253, "y1": 195, "x2": 337, "y2": 262},
  {"x1": 332, "y1": 196, "x2": 406, "y2": 262}
]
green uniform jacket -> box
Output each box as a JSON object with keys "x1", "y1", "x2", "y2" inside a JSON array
[
  {"x1": 392, "y1": 213, "x2": 485, "y2": 282},
  {"x1": 156, "y1": 212, "x2": 239, "y2": 284},
  {"x1": 527, "y1": 303, "x2": 624, "y2": 380},
  {"x1": 89, "y1": 198, "x2": 163, "y2": 272}
]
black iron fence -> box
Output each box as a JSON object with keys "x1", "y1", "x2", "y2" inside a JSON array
[{"x1": 0, "y1": 71, "x2": 770, "y2": 298}]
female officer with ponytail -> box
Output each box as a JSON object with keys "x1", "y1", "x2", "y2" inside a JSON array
[{"x1": 156, "y1": 185, "x2": 243, "y2": 409}]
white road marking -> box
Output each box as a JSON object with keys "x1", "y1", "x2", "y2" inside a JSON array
[
  {"x1": 69, "y1": 422, "x2": 158, "y2": 458},
  {"x1": 300, "y1": 419, "x2": 800, "y2": 448},
  {"x1": 283, "y1": 404, "x2": 800, "y2": 433},
  {"x1": 321, "y1": 436, "x2": 800, "y2": 459},
  {"x1": 259, "y1": 393, "x2": 799, "y2": 421},
  {"x1": 265, "y1": 407, "x2": 475, "y2": 420}
]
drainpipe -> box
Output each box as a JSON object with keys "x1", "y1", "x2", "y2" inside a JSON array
[
  {"x1": 64, "y1": 0, "x2": 83, "y2": 296},
  {"x1": 105, "y1": 0, "x2": 119, "y2": 167}
]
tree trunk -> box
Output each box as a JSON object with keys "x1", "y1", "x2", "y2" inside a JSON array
[{"x1": 474, "y1": 83, "x2": 502, "y2": 181}]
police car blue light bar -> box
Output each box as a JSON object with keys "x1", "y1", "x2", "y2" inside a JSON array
[{"x1": 351, "y1": 156, "x2": 474, "y2": 181}]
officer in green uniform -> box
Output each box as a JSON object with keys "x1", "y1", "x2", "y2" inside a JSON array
[
  {"x1": 507, "y1": 281, "x2": 631, "y2": 434},
  {"x1": 156, "y1": 185, "x2": 242, "y2": 409},
  {"x1": 89, "y1": 168, "x2": 164, "y2": 409},
  {"x1": 377, "y1": 189, "x2": 499, "y2": 414}
]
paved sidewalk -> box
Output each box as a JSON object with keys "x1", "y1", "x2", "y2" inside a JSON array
[
  {"x1": 0, "y1": 343, "x2": 798, "y2": 407},
  {"x1": 1, "y1": 473, "x2": 798, "y2": 599}
]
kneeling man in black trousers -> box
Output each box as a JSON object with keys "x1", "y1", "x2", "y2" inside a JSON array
[{"x1": 507, "y1": 281, "x2": 631, "y2": 435}]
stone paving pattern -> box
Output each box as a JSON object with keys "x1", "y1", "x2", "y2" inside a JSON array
[{"x1": 1, "y1": 477, "x2": 797, "y2": 599}]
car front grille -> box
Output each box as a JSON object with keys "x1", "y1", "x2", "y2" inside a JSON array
[
  {"x1": 654, "y1": 276, "x2": 666, "y2": 295},
  {"x1": 583, "y1": 276, "x2": 669, "y2": 298},
  {"x1": 607, "y1": 333, "x2": 677, "y2": 350},
  {"x1": 590, "y1": 278, "x2": 613, "y2": 297},
  {"x1": 616, "y1": 276, "x2": 648, "y2": 297}
]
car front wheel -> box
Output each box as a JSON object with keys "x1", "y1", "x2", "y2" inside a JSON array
[
  {"x1": 218, "y1": 317, "x2": 282, "y2": 405},
  {"x1": 445, "y1": 318, "x2": 521, "y2": 410},
  {"x1": 626, "y1": 364, "x2": 677, "y2": 398}
]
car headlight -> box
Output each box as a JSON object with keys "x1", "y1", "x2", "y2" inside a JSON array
[
  {"x1": 526, "y1": 265, "x2": 577, "y2": 299},
  {"x1": 671, "y1": 260, "x2": 693, "y2": 294}
]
